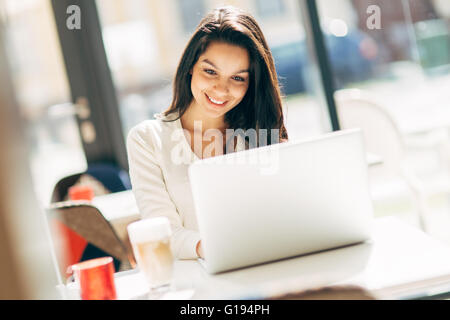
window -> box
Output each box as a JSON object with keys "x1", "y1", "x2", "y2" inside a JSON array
[
  {"x1": 255, "y1": 0, "x2": 285, "y2": 18},
  {"x1": 96, "y1": 0, "x2": 333, "y2": 142},
  {"x1": 178, "y1": 0, "x2": 205, "y2": 33},
  {"x1": 317, "y1": 0, "x2": 450, "y2": 239},
  {"x1": 2, "y1": 0, "x2": 87, "y2": 204}
]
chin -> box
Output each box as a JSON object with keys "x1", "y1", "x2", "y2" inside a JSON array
[{"x1": 203, "y1": 105, "x2": 228, "y2": 118}]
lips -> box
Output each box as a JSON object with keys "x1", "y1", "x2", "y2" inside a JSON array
[{"x1": 205, "y1": 93, "x2": 228, "y2": 107}]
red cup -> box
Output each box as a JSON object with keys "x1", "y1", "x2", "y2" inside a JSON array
[
  {"x1": 69, "y1": 257, "x2": 117, "y2": 300},
  {"x1": 69, "y1": 185, "x2": 94, "y2": 201}
]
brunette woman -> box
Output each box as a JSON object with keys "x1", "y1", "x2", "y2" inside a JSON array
[{"x1": 127, "y1": 6, "x2": 288, "y2": 260}]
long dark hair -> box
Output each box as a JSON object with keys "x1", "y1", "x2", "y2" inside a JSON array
[{"x1": 163, "y1": 6, "x2": 288, "y2": 144}]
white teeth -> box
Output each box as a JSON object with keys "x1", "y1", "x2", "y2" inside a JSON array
[{"x1": 207, "y1": 94, "x2": 225, "y2": 105}]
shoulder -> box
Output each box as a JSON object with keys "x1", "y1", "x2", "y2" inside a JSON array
[
  {"x1": 126, "y1": 112, "x2": 179, "y2": 152},
  {"x1": 126, "y1": 119, "x2": 158, "y2": 147}
]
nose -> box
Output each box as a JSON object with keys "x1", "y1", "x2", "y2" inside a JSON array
[{"x1": 213, "y1": 79, "x2": 229, "y2": 96}]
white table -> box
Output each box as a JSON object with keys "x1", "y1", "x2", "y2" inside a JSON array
[
  {"x1": 367, "y1": 153, "x2": 382, "y2": 166},
  {"x1": 91, "y1": 190, "x2": 141, "y2": 243},
  {"x1": 111, "y1": 217, "x2": 450, "y2": 300}
]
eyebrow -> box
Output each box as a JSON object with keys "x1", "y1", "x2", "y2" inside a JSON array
[{"x1": 201, "y1": 59, "x2": 249, "y2": 74}]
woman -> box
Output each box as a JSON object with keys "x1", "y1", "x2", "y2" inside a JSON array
[{"x1": 127, "y1": 6, "x2": 288, "y2": 260}]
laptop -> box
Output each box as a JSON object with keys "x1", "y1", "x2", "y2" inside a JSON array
[{"x1": 188, "y1": 128, "x2": 374, "y2": 274}]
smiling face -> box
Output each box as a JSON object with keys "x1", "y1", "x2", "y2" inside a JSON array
[{"x1": 189, "y1": 41, "x2": 250, "y2": 122}]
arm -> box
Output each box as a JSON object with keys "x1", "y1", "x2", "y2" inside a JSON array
[{"x1": 127, "y1": 124, "x2": 201, "y2": 259}]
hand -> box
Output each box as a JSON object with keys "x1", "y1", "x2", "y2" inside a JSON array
[{"x1": 196, "y1": 240, "x2": 204, "y2": 259}]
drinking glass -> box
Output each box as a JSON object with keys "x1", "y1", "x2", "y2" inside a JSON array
[{"x1": 127, "y1": 217, "x2": 174, "y2": 296}]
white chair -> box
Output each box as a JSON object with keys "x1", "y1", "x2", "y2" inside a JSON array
[{"x1": 334, "y1": 88, "x2": 431, "y2": 232}]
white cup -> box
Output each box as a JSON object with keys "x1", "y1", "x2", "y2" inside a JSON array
[{"x1": 127, "y1": 217, "x2": 174, "y2": 290}]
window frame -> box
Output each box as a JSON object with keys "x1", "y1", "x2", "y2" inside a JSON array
[{"x1": 51, "y1": 0, "x2": 128, "y2": 171}]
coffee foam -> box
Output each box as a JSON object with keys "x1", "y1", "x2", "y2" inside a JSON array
[{"x1": 127, "y1": 217, "x2": 172, "y2": 243}]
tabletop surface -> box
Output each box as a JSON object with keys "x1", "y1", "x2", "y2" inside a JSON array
[
  {"x1": 91, "y1": 190, "x2": 140, "y2": 221},
  {"x1": 111, "y1": 216, "x2": 450, "y2": 300}
]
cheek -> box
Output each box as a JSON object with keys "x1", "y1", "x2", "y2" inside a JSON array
[
  {"x1": 231, "y1": 84, "x2": 249, "y2": 101},
  {"x1": 191, "y1": 72, "x2": 210, "y2": 96}
]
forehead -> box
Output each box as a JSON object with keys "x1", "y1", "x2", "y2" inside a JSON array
[{"x1": 198, "y1": 41, "x2": 250, "y2": 70}]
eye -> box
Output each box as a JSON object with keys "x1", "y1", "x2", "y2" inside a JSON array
[
  {"x1": 204, "y1": 69, "x2": 216, "y2": 75},
  {"x1": 232, "y1": 76, "x2": 246, "y2": 82}
]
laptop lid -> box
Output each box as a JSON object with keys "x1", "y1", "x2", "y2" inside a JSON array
[{"x1": 188, "y1": 129, "x2": 374, "y2": 274}]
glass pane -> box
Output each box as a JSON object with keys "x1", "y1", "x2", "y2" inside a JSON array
[
  {"x1": 2, "y1": 0, "x2": 87, "y2": 204},
  {"x1": 256, "y1": 0, "x2": 285, "y2": 18},
  {"x1": 96, "y1": 0, "x2": 332, "y2": 142},
  {"x1": 317, "y1": 0, "x2": 450, "y2": 238}
]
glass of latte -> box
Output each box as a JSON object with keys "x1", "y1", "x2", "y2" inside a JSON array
[{"x1": 127, "y1": 217, "x2": 174, "y2": 294}]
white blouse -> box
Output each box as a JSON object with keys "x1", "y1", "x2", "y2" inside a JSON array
[{"x1": 126, "y1": 111, "x2": 246, "y2": 259}]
